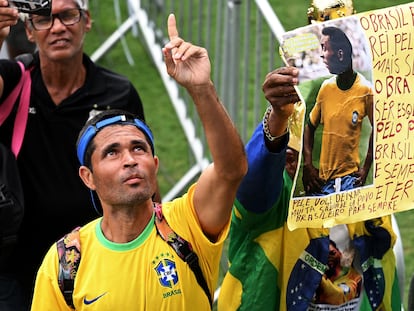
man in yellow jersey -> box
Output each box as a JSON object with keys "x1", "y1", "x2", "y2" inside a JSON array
[
  {"x1": 30, "y1": 13, "x2": 247, "y2": 311},
  {"x1": 302, "y1": 26, "x2": 374, "y2": 195}
]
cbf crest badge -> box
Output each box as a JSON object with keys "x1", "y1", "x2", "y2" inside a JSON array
[
  {"x1": 352, "y1": 110, "x2": 359, "y2": 126},
  {"x1": 154, "y1": 258, "x2": 179, "y2": 288}
]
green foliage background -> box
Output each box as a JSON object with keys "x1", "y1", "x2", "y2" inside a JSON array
[{"x1": 83, "y1": 0, "x2": 414, "y2": 308}]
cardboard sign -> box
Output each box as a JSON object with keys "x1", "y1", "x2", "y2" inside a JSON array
[{"x1": 280, "y1": 3, "x2": 414, "y2": 229}]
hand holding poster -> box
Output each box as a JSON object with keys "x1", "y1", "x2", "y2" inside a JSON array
[{"x1": 281, "y1": 2, "x2": 414, "y2": 230}]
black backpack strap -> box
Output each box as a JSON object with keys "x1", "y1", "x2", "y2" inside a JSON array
[
  {"x1": 153, "y1": 203, "x2": 213, "y2": 308},
  {"x1": 57, "y1": 226, "x2": 81, "y2": 309}
]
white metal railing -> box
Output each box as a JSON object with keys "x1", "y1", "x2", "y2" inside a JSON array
[
  {"x1": 90, "y1": 0, "x2": 274, "y2": 197},
  {"x1": 125, "y1": 0, "x2": 286, "y2": 200}
]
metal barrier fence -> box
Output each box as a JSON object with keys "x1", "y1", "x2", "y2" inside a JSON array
[{"x1": 108, "y1": 0, "x2": 287, "y2": 201}]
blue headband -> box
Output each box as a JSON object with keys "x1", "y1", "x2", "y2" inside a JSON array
[{"x1": 77, "y1": 115, "x2": 155, "y2": 165}]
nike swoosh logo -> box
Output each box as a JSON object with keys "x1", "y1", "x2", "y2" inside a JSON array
[{"x1": 83, "y1": 292, "x2": 107, "y2": 305}]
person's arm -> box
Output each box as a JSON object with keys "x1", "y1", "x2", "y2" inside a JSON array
[
  {"x1": 162, "y1": 14, "x2": 247, "y2": 241},
  {"x1": 237, "y1": 67, "x2": 300, "y2": 213},
  {"x1": 316, "y1": 270, "x2": 362, "y2": 304},
  {"x1": 302, "y1": 120, "x2": 324, "y2": 194},
  {"x1": 355, "y1": 93, "x2": 373, "y2": 187},
  {"x1": 303, "y1": 122, "x2": 317, "y2": 192}
]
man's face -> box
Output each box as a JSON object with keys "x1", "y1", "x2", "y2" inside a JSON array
[
  {"x1": 327, "y1": 242, "x2": 342, "y2": 270},
  {"x1": 26, "y1": 0, "x2": 91, "y2": 62},
  {"x1": 285, "y1": 148, "x2": 299, "y2": 180},
  {"x1": 320, "y1": 35, "x2": 337, "y2": 73},
  {"x1": 82, "y1": 125, "x2": 159, "y2": 208},
  {"x1": 320, "y1": 34, "x2": 348, "y2": 74}
]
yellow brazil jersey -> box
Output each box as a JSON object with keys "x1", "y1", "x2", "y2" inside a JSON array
[
  {"x1": 309, "y1": 73, "x2": 373, "y2": 181},
  {"x1": 31, "y1": 184, "x2": 229, "y2": 311}
]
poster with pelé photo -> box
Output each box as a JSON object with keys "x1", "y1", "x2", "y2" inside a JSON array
[{"x1": 280, "y1": 2, "x2": 414, "y2": 230}]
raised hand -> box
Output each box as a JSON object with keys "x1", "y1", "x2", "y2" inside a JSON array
[
  {"x1": 262, "y1": 66, "x2": 301, "y2": 145},
  {"x1": 162, "y1": 13, "x2": 211, "y2": 88},
  {"x1": 0, "y1": 1, "x2": 19, "y2": 42},
  {"x1": 262, "y1": 66, "x2": 300, "y2": 119}
]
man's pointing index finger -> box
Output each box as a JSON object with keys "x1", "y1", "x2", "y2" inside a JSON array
[{"x1": 167, "y1": 13, "x2": 179, "y2": 40}]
